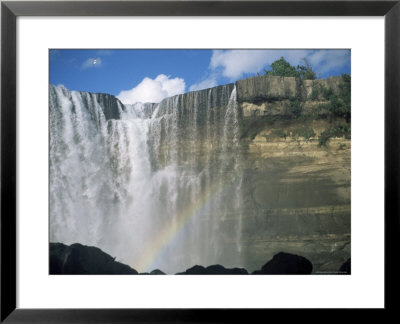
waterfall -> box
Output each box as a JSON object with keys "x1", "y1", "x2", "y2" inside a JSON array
[{"x1": 49, "y1": 83, "x2": 243, "y2": 274}]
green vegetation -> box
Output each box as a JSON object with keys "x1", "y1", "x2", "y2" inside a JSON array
[
  {"x1": 309, "y1": 84, "x2": 333, "y2": 101},
  {"x1": 318, "y1": 122, "x2": 351, "y2": 147},
  {"x1": 297, "y1": 60, "x2": 317, "y2": 80},
  {"x1": 267, "y1": 129, "x2": 288, "y2": 140},
  {"x1": 264, "y1": 126, "x2": 316, "y2": 142},
  {"x1": 314, "y1": 74, "x2": 351, "y2": 122},
  {"x1": 288, "y1": 97, "x2": 302, "y2": 119},
  {"x1": 338, "y1": 73, "x2": 351, "y2": 121},
  {"x1": 242, "y1": 67, "x2": 351, "y2": 147},
  {"x1": 240, "y1": 116, "x2": 279, "y2": 140},
  {"x1": 264, "y1": 57, "x2": 298, "y2": 77},
  {"x1": 263, "y1": 58, "x2": 350, "y2": 122},
  {"x1": 310, "y1": 87, "x2": 321, "y2": 101},
  {"x1": 322, "y1": 87, "x2": 334, "y2": 100},
  {"x1": 264, "y1": 57, "x2": 316, "y2": 80},
  {"x1": 292, "y1": 126, "x2": 315, "y2": 142}
]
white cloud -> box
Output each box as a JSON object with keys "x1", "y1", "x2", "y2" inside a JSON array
[
  {"x1": 82, "y1": 57, "x2": 102, "y2": 69},
  {"x1": 210, "y1": 50, "x2": 310, "y2": 79},
  {"x1": 307, "y1": 50, "x2": 350, "y2": 74},
  {"x1": 116, "y1": 50, "x2": 349, "y2": 106},
  {"x1": 208, "y1": 49, "x2": 349, "y2": 80},
  {"x1": 189, "y1": 76, "x2": 217, "y2": 92},
  {"x1": 117, "y1": 74, "x2": 186, "y2": 104},
  {"x1": 210, "y1": 50, "x2": 268, "y2": 79}
]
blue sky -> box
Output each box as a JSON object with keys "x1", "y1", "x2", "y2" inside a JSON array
[{"x1": 50, "y1": 49, "x2": 350, "y2": 104}]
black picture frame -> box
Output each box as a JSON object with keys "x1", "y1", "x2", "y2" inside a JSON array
[{"x1": 1, "y1": 0, "x2": 399, "y2": 322}]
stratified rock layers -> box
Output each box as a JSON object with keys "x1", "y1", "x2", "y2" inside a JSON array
[
  {"x1": 234, "y1": 76, "x2": 350, "y2": 272},
  {"x1": 50, "y1": 75, "x2": 350, "y2": 273}
]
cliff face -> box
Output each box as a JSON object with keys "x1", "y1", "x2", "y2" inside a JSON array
[
  {"x1": 147, "y1": 75, "x2": 350, "y2": 272},
  {"x1": 235, "y1": 75, "x2": 350, "y2": 272},
  {"x1": 50, "y1": 75, "x2": 350, "y2": 273},
  {"x1": 49, "y1": 85, "x2": 126, "y2": 120},
  {"x1": 236, "y1": 75, "x2": 342, "y2": 102},
  {"x1": 238, "y1": 123, "x2": 350, "y2": 271}
]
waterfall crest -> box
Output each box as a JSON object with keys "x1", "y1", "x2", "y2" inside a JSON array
[{"x1": 49, "y1": 83, "x2": 243, "y2": 273}]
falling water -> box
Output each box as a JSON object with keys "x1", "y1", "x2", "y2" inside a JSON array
[{"x1": 49, "y1": 84, "x2": 243, "y2": 274}]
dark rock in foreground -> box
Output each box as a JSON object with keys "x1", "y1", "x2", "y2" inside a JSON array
[
  {"x1": 176, "y1": 264, "x2": 248, "y2": 275},
  {"x1": 140, "y1": 269, "x2": 166, "y2": 275},
  {"x1": 49, "y1": 243, "x2": 336, "y2": 275},
  {"x1": 150, "y1": 269, "x2": 166, "y2": 275},
  {"x1": 339, "y1": 258, "x2": 351, "y2": 274},
  {"x1": 252, "y1": 252, "x2": 313, "y2": 274},
  {"x1": 50, "y1": 242, "x2": 138, "y2": 275}
]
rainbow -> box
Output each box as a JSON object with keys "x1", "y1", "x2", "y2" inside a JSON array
[{"x1": 132, "y1": 171, "x2": 241, "y2": 273}]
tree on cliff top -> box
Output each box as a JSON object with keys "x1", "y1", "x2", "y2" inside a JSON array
[
  {"x1": 296, "y1": 58, "x2": 316, "y2": 80},
  {"x1": 264, "y1": 57, "x2": 316, "y2": 80},
  {"x1": 265, "y1": 57, "x2": 298, "y2": 77}
]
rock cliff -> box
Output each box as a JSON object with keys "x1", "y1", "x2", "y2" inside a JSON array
[
  {"x1": 235, "y1": 75, "x2": 350, "y2": 272},
  {"x1": 143, "y1": 75, "x2": 351, "y2": 272},
  {"x1": 50, "y1": 74, "x2": 350, "y2": 273}
]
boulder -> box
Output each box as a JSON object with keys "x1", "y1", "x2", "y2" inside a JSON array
[
  {"x1": 339, "y1": 258, "x2": 351, "y2": 274},
  {"x1": 176, "y1": 265, "x2": 206, "y2": 275},
  {"x1": 176, "y1": 264, "x2": 248, "y2": 275},
  {"x1": 252, "y1": 252, "x2": 313, "y2": 274},
  {"x1": 50, "y1": 242, "x2": 138, "y2": 275},
  {"x1": 205, "y1": 264, "x2": 248, "y2": 275}
]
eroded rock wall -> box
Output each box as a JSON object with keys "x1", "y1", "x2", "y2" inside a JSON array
[
  {"x1": 234, "y1": 75, "x2": 350, "y2": 272},
  {"x1": 50, "y1": 75, "x2": 350, "y2": 273},
  {"x1": 148, "y1": 75, "x2": 350, "y2": 272},
  {"x1": 236, "y1": 75, "x2": 342, "y2": 102}
]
